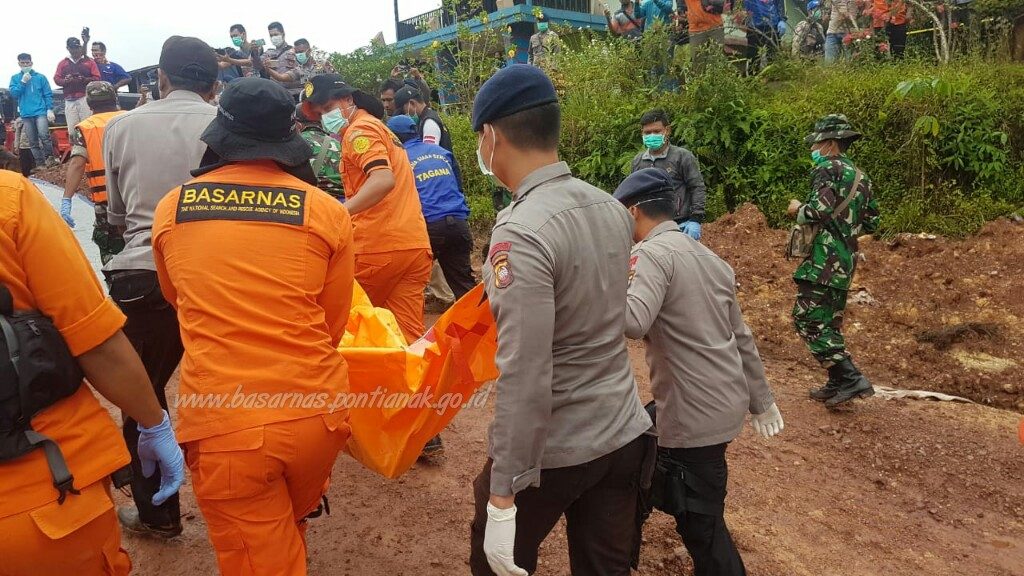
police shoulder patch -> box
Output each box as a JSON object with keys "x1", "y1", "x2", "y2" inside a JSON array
[
  {"x1": 176, "y1": 183, "x2": 307, "y2": 226},
  {"x1": 489, "y1": 241, "x2": 513, "y2": 289}
]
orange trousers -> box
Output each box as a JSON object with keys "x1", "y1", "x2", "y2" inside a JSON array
[
  {"x1": 0, "y1": 481, "x2": 131, "y2": 576},
  {"x1": 186, "y1": 414, "x2": 350, "y2": 576},
  {"x1": 355, "y1": 248, "x2": 432, "y2": 343}
]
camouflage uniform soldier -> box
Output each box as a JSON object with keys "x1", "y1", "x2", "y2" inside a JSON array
[
  {"x1": 787, "y1": 114, "x2": 880, "y2": 408},
  {"x1": 295, "y1": 104, "x2": 344, "y2": 200},
  {"x1": 528, "y1": 14, "x2": 561, "y2": 71}
]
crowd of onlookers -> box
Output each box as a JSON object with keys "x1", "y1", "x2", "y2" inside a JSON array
[
  {"x1": 603, "y1": 0, "x2": 914, "y2": 73},
  {"x1": 5, "y1": 21, "x2": 335, "y2": 176}
]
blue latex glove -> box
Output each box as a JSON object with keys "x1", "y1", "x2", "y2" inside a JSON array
[
  {"x1": 137, "y1": 410, "x2": 185, "y2": 506},
  {"x1": 777, "y1": 20, "x2": 790, "y2": 37},
  {"x1": 680, "y1": 221, "x2": 702, "y2": 241},
  {"x1": 59, "y1": 198, "x2": 75, "y2": 228}
]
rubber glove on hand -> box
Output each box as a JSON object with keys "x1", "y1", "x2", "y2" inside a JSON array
[
  {"x1": 777, "y1": 20, "x2": 790, "y2": 37},
  {"x1": 47, "y1": 110, "x2": 56, "y2": 123},
  {"x1": 751, "y1": 403, "x2": 784, "y2": 439},
  {"x1": 21, "y1": 72, "x2": 31, "y2": 84},
  {"x1": 59, "y1": 198, "x2": 75, "y2": 227},
  {"x1": 680, "y1": 221, "x2": 702, "y2": 241},
  {"x1": 137, "y1": 410, "x2": 185, "y2": 506},
  {"x1": 484, "y1": 503, "x2": 528, "y2": 576}
]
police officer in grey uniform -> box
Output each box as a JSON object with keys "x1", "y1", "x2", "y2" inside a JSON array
[
  {"x1": 468, "y1": 64, "x2": 653, "y2": 576},
  {"x1": 616, "y1": 168, "x2": 784, "y2": 576}
]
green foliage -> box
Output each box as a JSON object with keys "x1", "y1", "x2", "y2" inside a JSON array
[
  {"x1": 972, "y1": 0, "x2": 1024, "y2": 17},
  {"x1": 334, "y1": 26, "x2": 1024, "y2": 238},
  {"x1": 329, "y1": 45, "x2": 404, "y2": 94}
]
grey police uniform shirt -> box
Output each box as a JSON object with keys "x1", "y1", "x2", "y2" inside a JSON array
[
  {"x1": 631, "y1": 144, "x2": 707, "y2": 223},
  {"x1": 104, "y1": 90, "x2": 217, "y2": 272},
  {"x1": 482, "y1": 162, "x2": 652, "y2": 497},
  {"x1": 625, "y1": 220, "x2": 774, "y2": 449}
]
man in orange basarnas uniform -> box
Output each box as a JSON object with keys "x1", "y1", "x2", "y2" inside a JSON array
[
  {"x1": 151, "y1": 77, "x2": 354, "y2": 576},
  {"x1": 303, "y1": 73, "x2": 432, "y2": 345},
  {"x1": 0, "y1": 171, "x2": 184, "y2": 575},
  {"x1": 871, "y1": 0, "x2": 910, "y2": 58}
]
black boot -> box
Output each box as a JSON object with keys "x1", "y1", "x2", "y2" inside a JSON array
[
  {"x1": 809, "y1": 378, "x2": 841, "y2": 401},
  {"x1": 825, "y1": 359, "x2": 874, "y2": 408}
]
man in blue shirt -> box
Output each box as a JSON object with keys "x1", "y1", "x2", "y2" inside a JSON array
[
  {"x1": 91, "y1": 42, "x2": 132, "y2": 89},
  {"x1": 642, "y1": 0, "x2": 675, "y2": 25},
  {"x1": 746, "y1": 0, "x2": 788, "y2": 71},
  {"x1": 8, "y1": 53, "x2": 56, "y2": 168},
  {"x1": 386, "y1": 114, "x2": 476, "y2": 301}
]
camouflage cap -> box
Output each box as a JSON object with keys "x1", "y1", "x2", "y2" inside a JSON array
[
  {"x1": 805, "y1": 114, "x2": 862, "y2": 144},
  {"x1": 85, "y1": 81, "x2": 117, "y2": 105}
]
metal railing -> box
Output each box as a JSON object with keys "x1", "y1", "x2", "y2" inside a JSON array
[
  {"x1": 397, "y1": 0, "x2": 594, "y2": 42},
  {"x1": 533, "y1": 0, "x2": 592, "y2": 13}
]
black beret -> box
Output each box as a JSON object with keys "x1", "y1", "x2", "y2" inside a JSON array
[
  {"x1": 472, "y1": 64, "x2": 558, "y2": 132},
  {"x1": 613, "y1": 168, "x2": 676, "y2": 207}
]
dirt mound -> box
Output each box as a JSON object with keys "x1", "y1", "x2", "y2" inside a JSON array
[{"x1": 704, "y1": 204, "x2": 1024, "y2": 413}]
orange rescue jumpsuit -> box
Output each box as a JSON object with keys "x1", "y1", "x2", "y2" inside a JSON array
[
  {"x1": 340, "y1": 109, "x2": 432, "y2": 343},
  {"x1": 0, "y1": 171, "x2": 132, "y2": 576},
  {"x1": 152, "y1": 161, "x2": 355, "y2": 576}
]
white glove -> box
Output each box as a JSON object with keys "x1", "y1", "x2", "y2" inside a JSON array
[
  {"x1": 21, "y1": 72, "x2": 31, "y2": 83},
  {"x1": 751, "y1": 403, "x2": 784, "y2": 439},
  {"x1": 47, "y1": 110, "x2": 56, "y2": 123},
  {"x1": 484, "y1": 503, "x2": 528, "y2": 576}
]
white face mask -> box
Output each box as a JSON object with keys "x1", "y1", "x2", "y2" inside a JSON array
[
  {"x1": 476, "y1": 125, "x2": 506, "y2": 190},
  {"x1": 270, "y1": 35, "x2": 284, "y2": 48}
]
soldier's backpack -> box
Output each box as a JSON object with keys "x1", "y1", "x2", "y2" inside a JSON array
[
  {"x1": 0, "y1": 284, "x2": 84, "y2": 504},
  {"x1": 786, "y1": 168, "x2": 863, "y2": 260},
  {"x1": 799, "y1": 21, "x2": 826, "y2": 55}
]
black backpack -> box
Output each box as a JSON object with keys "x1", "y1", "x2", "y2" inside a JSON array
[{"x1": 0, "y1": 284, "x2": 84, "y2": 504}]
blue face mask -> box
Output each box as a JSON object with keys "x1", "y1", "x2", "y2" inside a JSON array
[
  {"x1": 321, "y1": 107, "x2": 348, "y2": 134},
  {"x1": 538, "y1": 22, "x2": 550, "y2": 32},
  {"x1": 811, "y1": 150, "x2": 825, "y2": 163},
  {"x1": 296, "y1": 52, "x2": 308, "y2": 65},
  {"x1": 643, "y1": 134, "x2": 666, "y2": 150}
]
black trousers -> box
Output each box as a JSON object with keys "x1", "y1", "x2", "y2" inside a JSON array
[
  {"x1": 886, "y1": 22, "x2": 908, "y2": 59},
  {"x1": 746, "y1": 25, "x2": 779, "y2": 72},
  {"x1": 18, "y1": 148, "x2": 35, "y2": 177},
  {"x1": 106, "y1": 270, "x2": 184, "y2": 528},
  {"x1": 426, "y1": 216, "x2": 476, "y2": 301},
  {"x1": 470, "y1": 435, "x2": 647, "y2": 576},
  {"x1": 662, "y1": 443, "x2": 746, "y2": 576}
]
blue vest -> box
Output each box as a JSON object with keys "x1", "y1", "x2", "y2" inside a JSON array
[{"x1": 403, "y1": 139, "x2": 470, "y2": 223}]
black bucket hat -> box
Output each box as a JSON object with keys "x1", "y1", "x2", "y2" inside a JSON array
[{"x1": 200, "y1": 77, "x2": 312, "y2": 168}]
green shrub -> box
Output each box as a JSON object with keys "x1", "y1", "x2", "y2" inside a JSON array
[{"x1": 335, "y1": 28, "x2": 1024, "y2": 238}]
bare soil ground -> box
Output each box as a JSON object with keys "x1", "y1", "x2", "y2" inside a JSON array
[{"x1": 41, "y1": 164, "x2": 1021, "y2": 576}]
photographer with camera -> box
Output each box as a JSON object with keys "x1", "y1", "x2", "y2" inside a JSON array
[
  {"x1": 260, "y1": 21, "x2": 302, "y2": 97},
  {"x1": 55, "y1": 29, "x2": 101, "y2": 128}
]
